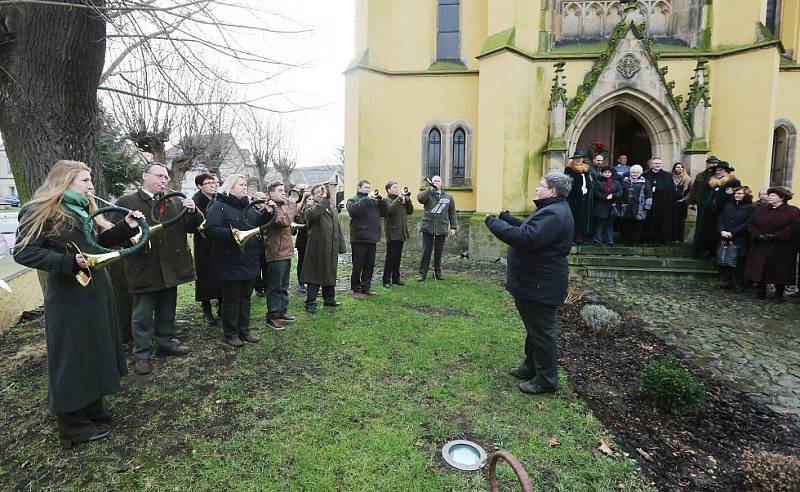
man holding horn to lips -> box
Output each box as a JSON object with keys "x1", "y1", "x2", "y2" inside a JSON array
[{"x1": 416, "y1": 175, "x2": 457, "y2": 281}]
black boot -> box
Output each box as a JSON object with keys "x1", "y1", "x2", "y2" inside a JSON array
[
  {"x1": 772, "y1": 285, "x2": 786, "y2": 303},
  {"x1": 202, "y1": 301, "x2": 216, "y2": 325},
  {"x1": 755, "y1": 283, "x2": 767, "y2": 300}
]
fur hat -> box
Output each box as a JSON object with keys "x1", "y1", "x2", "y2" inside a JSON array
[{"x1": 767, "y1": 186, "x2": 794, "y2": 202}]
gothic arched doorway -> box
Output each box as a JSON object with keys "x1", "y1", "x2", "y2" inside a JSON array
[{"x1": 575, "y1": 107, "x2": 652, "y2": 167}]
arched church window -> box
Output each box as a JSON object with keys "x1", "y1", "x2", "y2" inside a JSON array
[
  {"x1": 437, "y1": 0, "x2": 461, "y2": 61},
  {"x1": 766, "y1": 0, "x2": 781, "y2": 35},
  {"x1": 770, "y1": 122, "x2": 796, "y2": 187},
  {"x1": 452, "y1": 128, "x2": 466, "y2": 184},
  {"x1": 427, "y1": 128, "x2": 442, "y2": 177}
]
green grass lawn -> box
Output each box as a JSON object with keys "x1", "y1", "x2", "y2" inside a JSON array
[{"x1": 1, "y1": 273, "x2": 652, "y2": 491}]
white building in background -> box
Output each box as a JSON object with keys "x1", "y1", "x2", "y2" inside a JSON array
[
  {"x1": 165, "y1": 134, "x2": 258, "y2": 195},
  {"x1": 0, "y1": 145, "x2": 17, "y2": 196}
]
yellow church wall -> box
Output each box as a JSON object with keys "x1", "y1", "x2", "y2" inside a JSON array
[
  {"x1": 781, "y1": 0, "x2": 800, "y2": 61},
  {"x1": 777, "y1": 70, "x2": 800, "y2": 193},
  {"x1": 708, "y1": 48, "x2": 780, "y2": 191},
  {"x1": 711, "y1": 0, "x2": 766, "y2": 49},
  {"x1": 363, "y1": 1, "x2": 487, "y2": 71},
  {"x1": 345, "y1": 71, "x2": 480, "y2": 211},
  {"x1": 475, "y1": 52, "x2": 553, "y2": 213}
]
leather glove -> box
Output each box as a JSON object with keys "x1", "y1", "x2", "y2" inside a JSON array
[{"x1": 499, "y1": 210, "x2": 511, "y2": 221}]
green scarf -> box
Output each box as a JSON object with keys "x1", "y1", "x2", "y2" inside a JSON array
[{"x1": 62, "y1": 190, "x2": 90, "y2": 219}]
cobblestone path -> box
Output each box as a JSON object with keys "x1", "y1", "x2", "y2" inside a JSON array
[{"x1": 584, "y1": 279, "x2": 800, "y2": 422}]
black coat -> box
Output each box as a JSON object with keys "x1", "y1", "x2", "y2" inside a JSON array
[
  {"x1": 346, "y1": 192, "x2": 388, "y2": 244},
  {"x1": 643, "y1": 169, "x2": 680, "y2": 242},
  {"x1": 592, "y1": 177, "x2": 623, "y2": 219},
  {"x1": 485, "y1": 197, "x2": 575, "y2": 305},
  {"x1": 564, "y1": 164, "x2": 595, "y2": 236},
  {"x1": 205, "y1": 193, "x2": 273, "y2": 281},
  {"x1": 14, "y1": 206, "x2": 137, "y2": 413},
  {"x1": 718, "y1": 202, "x2": 756, "y2": 256},
  {"x1": 116, "y1": 189, "x2": 204, "y2": 294},
  {"x1": 191, "y1": 191, "x2": 222, "y2": 301}
]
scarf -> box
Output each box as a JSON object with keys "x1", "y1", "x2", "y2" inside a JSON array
[
  {"x1": 602, "y1": 176, "x2": 613, "y2": 195},
  {"x1": 673, "y1": 172, "x2": 690, "y2": 190},
  {"x1": 62, "y1": 190, "x2": 89, "y2": 219},
  {"x1": 708, "y1": 173, "x2": 737, "y2": 189},
  {"x1": 567, "y1": 160, "x2": 589, "y2": 173}
]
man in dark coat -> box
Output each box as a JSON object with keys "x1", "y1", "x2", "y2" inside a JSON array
[
  {"x1": 116, "y1": 163, "x2": 204, "y2": 376},
  {"x1": 381, "y1": 181, "x2": 414, "y2": 288},
  {"x1": 564, "y1": 151, "x2": 594, "y2": 244},
  {"x1": 416, "y1": 175, "x2": 458, "y2": 281},
  {"x1": 687, "y1": 155, "x2": 720, "y2": 209},
  {"x1": 485, "y1": 172, "x2": 575, "y2": 395},
  {"x1": 744, "y1": 186, "x2": 800, "y2": 302},
  {"x1": 346, "y1": 179, "x2": 388, "y2": 298},
  {"x1": 643, "y1": 157, "x2": 678, "y2": 244},
  {"x1": 300, "y1": 184, "x2": 347, "y2": 313},
  {"x1": 692, "y1": 161, "x2": 740, "y2": 257},
  {"x1": 191, "y1": 172, "x2": 222, "y2": 325}
]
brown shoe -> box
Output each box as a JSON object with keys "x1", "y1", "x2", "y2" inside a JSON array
[
  {"x1": 352, "y1": 292, "x2": 364, "y2": 300},
  {"x1": 242, "y1": 334, "x2": 260, "y2": 343},
  {"x1": 156, "y1": 341, "x2": 191, "y2": 356},
  {"x1": 134, "y1": 359, "x2": 152, "y2": 376},
  {"x1": 363, "y1": 290, "x2": 379, "y2": 296},
  {"x1": 226, "y1": 337, "x2": 244, "y2": 347}
]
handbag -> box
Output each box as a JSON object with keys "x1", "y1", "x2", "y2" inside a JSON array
[
  {"x1": 610, "y1": 202, "x2": 627, "y2": 219},
  {"x1": 716, "y1": 240, "x2": 740, "y2": 268}
]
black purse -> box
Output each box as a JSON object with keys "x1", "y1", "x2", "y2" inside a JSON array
[
  {"x1": 610, "y1": 202, "x2": 627, "y2": 219},
  {"x1": 716, "y1": 240, "x2": 740, "y2": 268}
]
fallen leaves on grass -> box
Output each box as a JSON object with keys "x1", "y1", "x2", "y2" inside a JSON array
[
  {"x1": 598, "y1": 439, "x2": 615, "y2": 456},
  {"x1": 547, "y1": 437, "x2": 561, "y2": 447}
]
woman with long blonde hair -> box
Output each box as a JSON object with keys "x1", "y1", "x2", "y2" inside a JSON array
[{"x1": 14, "y1": 160, "x2": 143, "y2": 449}]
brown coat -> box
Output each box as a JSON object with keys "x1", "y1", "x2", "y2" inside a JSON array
[
  {"x1": 262, "y1": 198, "x2": 297, "y2": 262},
  {"x1": 744, "y1": 203, "x2": 800, "y2": 285},
  {"x1": 383, "y1": 194, "x2": 414, "y2": 241},
  {"x1": 116, "y1": 189, "x2": 204, "y2": 294}
]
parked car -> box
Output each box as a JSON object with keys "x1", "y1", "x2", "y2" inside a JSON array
[
  {"x1": 1, "y1": 195, "x2": 20, "y2": 207},
  {"x1": 0, "y1": 215, "x2": 18, "y2": 253}
]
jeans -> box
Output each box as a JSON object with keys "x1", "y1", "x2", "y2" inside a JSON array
[
  {"x1": 593, "y1": 217, "x2": 614, "y2": 244},
  {"x1": 351, "y1": 242, "x2": 376, "y2": 292},
  {"x1": 382, "y1": 240, "x2": 404, "y2": 284},
  {"x1": 514, "y1": 297, "x2": 559, "y2": 390},
  {"x1": 266, "y1": 259, "x2": 291, "y2": 318},
  {"x1": 131, "y1": 287, "x2": 178, "y2": 360},
  {"x1": 419, "y1": 232, "x2": 446, "y2": 276},
  {"x1": 220, "y1": 279, "x2": 255, "y2": 339}
]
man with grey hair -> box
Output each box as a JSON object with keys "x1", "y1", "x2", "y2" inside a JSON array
[{"x1": 484, "y1": 172, "x2": 574, "y2": 395}]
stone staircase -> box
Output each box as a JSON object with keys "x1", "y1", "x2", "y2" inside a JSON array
[{"x1": 569, "y1": 244, "x2": 719, "y2": 280}]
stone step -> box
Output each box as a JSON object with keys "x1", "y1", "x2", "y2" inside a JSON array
[
  {"x1": 570, "y1": 244, "x2": 692, "y2": 257},
  {"x1": 573, "y1": 265, "x2": 719, "y2": 280},
  {"x1": 569, "y1": 254, "x2": 715, "y2": 270}
]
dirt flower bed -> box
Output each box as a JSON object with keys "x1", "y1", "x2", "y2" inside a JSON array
[{"x1": 556, "y1": 299, "x2": 800, "y2": 491}]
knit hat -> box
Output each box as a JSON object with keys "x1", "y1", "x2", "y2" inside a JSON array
[{"x1": 630, "y1": 164, "x2": 643, "y2": 174}]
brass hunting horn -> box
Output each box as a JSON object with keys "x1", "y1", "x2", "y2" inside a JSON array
[
  {"x1": 72, "y1": 206, "x2": 151, "y2": 287},
  {"x1": 230, "y1": 198, "x2": 276, "y2": 252}
]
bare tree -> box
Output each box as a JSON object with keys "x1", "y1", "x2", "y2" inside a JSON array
[
  {"x1": 0, "y1": 1, "x2": 311, "y2": 199},
  {"x1": 334, "y1": 145, "x2": 345, "y2": 165},
  {"x1": 245, "y1": 110, "x2": 283, "y2": 192},
  {"x1": 272, "y1": 135, "x2": 297, "y2": 190}
]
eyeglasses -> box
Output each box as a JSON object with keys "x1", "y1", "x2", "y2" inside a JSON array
[
  {"x1": 536, "y1": 184, "x2": 552, "y2": 190},
  {"x1": 146, "y1": 171, "x2": 169, "y2": 180}
]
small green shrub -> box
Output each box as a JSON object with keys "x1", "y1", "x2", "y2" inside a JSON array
[
  {"x1": 640, "y1": 359, "x2": 706, "y2": 413},
  {"x1": 579, "y1": 304, "x2": 620, "y2": 336},
  {"x1": 741, "y1": 449, "x2": 800, "y2": 492}
]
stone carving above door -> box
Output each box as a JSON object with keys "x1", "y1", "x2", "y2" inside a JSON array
[{"x1": 617, "y1": 53, "x2": 641, "y2": 79}]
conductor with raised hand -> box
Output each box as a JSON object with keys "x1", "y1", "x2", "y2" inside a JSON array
[{"x1": 484, "y1": 172, "x2": 574, "y2": 395}]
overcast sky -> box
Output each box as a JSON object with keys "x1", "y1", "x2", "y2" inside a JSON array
[{"x1": 260, "y1": 0, "x2": 355, "y2": 167}]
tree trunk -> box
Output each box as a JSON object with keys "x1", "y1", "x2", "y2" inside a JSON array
[
  {"x1": 0, "y1": 2, "x2": 108, "y2": 200},
  {"x1": 280, "y1": 172, "x2": 292, "y2": 191}
]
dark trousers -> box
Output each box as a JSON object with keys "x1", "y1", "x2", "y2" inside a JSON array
[
  {"x1": 56, "y1": 397, "x2": 103, "y2": 442},
  {"x1": 351, "y1": 242, "x2": 376, "y2": 292},
  {"x1": 131, "y1": 287, "x2": 178, "y2": 360},
  {"x1": 296, "y1": 246, "x2": 306, "y2": 285},
  {"x1": 513, "y1": 297, "x2": 559, "y2": 390},
  {"x1": 266, "y1": 259, "x2": 291, "y2": 318},
  {"x1": 621, "y1": 219, "x2": 644, "y2": 244},
  {"x1": 220, "y1": 279, "x2": 255, "y2": 339},
  {"x1": 419, "y1": 232, "x2": 446, "y2": 276},
  {"x1": 382, "y1": 240, "x2": 405, "y2": 284},
  {"x1": 305, "y1": 284, "x2": 336, "y2": 308},
  {"x1": 254, "y1": 251, "x2": 268, "y2": 293},
  {"x1": 593, "y1": 217, "x2": 614, "y2": 245}
]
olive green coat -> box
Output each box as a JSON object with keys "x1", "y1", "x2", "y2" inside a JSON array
[{"x1": 299, "y1": 197, "x2": 346, "y2": 286}]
